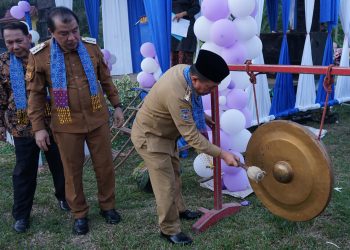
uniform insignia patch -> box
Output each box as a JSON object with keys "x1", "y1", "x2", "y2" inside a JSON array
[
  {"x1": 25, "y1": 68, "x2": 34, "y2": 81},
  {"x1": 82, "y1": 37, "x2": 97, "y2": 44},
  {"x1": 29, "y1": 43, "x2": 46, "y2": 54},
  {"x1": 183, "y1": 86, "x2": 191, "y2": 102},
  {"x1": 180, "y1": 108, "x2": 191, "y2": 121}
]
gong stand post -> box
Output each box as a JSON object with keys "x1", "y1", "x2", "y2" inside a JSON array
[{"x1": 192, "y1": 87, "x2": 240, "y2": 234}]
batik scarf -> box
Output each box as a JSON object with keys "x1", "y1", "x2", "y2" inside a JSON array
[
  {"x1": 9, "y1": 53, "x2": 28, "y2": 124},
  {"x1": 50, "y1": 38, "x2": 102, "y2": 124},
  {"x1": 183, "y1": 66, "x2": 208, "y2": 138}
]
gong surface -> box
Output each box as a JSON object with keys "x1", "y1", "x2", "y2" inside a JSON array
[{"x1": 245, "y1": 120, "x2": 333, "y2": 221}]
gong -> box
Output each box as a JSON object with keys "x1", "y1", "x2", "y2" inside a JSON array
[{"x1": 245, "y1": 120, "x2": 333, "y2": 221}]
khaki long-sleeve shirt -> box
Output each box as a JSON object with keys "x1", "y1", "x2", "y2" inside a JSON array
[
  {"x1": 26, "y1": 39, "x2": 120, "y2": 133},
  {"x1": 132, "y1": 64, "x2": 221, "y2": 157}
]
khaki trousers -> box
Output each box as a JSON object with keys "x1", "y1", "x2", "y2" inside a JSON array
[
  {"x1": 54, "y1": 123, "x2": 115, "y2": 219},
  {"x1": 134, "y1": 141, "x2": 187, "y2": 235}
]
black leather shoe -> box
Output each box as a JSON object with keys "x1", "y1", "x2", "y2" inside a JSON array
[
  {"x1": 179, "y1": 210, "x2": 202, "y2": 220},
  {"x1": 100, "y1": 209, "x2": 121, "y2": 224},
  {"x1": 13, "y1": 219, "x2": 29, "y2": 233},
  {"x1": 58, "y1": 200, "x2": 70, "y2": 211},
  {"x1": 160, "y1": 232, "x2": 193, "y2": 245},
  {"x1": 73, "y1": 218, "x2": 89, "y2": 235}
]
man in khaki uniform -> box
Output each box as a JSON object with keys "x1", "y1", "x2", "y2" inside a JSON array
[
  {"x1": 26, "y1": 7, "x2": 124, "y2": 235},
  {"x1": 131, "y1": 50, "x2": 240, "y2": 245}
]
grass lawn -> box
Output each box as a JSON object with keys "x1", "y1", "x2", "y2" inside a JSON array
[{"x1": 0, "y1": 105, "x2": 349, "y2": 249}]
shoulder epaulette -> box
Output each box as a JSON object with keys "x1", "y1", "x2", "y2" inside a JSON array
[
  {"x1": 30, "y1": 42, "x2": 46, "y2": 55},
  {"x1": 82, "y1": 37, "x2": 97, "y2": 44}
]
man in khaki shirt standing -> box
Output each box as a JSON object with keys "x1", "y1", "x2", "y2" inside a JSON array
[
  {"x1": 27, "y1": 7, "x2": 124, "y2": 235},
  {"x1": 131, "y1": 50, "x2": 240, "y2": 245}
]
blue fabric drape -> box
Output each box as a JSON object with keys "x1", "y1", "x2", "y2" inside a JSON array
[
  {"x1": 316, "y1": 26, "x2": 336, "y2": 103},
  {"x1": 84, "y1": 0, "x2": 100, "y2": 40},
  {"x1": 316, "y1": 0, "x2": 339, "y2": 103},
  {"x1": 320, "y1": 0, "x2": 339, "y2": 26},
  {"x1": 127, "y1": 0, "x2": 147, "y2": 73},
  {"x1": 270, "y1": 0, "x2": 296, "y2": 116},
  {"x1": 143, "y1": 0, "x2": 172, "y2": 73},
  {"x1": 266, "y1": 0, "x2": 279, "y2": 32},
  {"x1": 25, "y1": 0, "x2": 32, "y2": 30}
]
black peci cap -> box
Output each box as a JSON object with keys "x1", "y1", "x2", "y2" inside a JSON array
[{"x1": 194, "y1": 49, "x2": 229, "y2": 83}]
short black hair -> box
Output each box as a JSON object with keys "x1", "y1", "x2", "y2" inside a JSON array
[
  {"x1": 190, "y1": 64, "x2": 217, "y2": 84},
  {"x1": 47, "y1": 6, "x2": 80, "y2": 32},
  {"x1": 1, "y1": 22, "x2": 29, "y2": 38}
]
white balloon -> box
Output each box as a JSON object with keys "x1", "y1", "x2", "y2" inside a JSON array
[
  {"x1": 194, "y1": 16, "x2": 213, "y2": 42},
  {"x1": 201, "y1": 42, "x2": 223, "y2": 56},
  {"x1": 228, "y1": 0, "x2": 256, "y2": 18},
  {"x1": 153, "y1": 67, "x2": 162, "y2": 81},
  {"x1": 245, "y1": 36, "x2": 263, "y2": 60},
  {"x1": 233, "y1": 16, "x2": 258, "y2": 41},
  {"x1": 193, "y1": 153, "x2": 213, "y2": 178},
  {"x1": 220, "y1": 109, "x2": 246, "y2": 135},
  {"x1": 229, "y1": 129, "x2": 252, "y2": 152},
  {"x1": 141, "y1": 57, "x2": 159, "y2": 74},
  {"x1": 29, "y1": 30, "x2": 40, "y2": 43},
  {"x1": 230, "y1": 71, "x2": 251, "y2": 89},
  {"x1": 219, "y1": 96, "x2": 227, "y2": 106},
  {"x1": 218, "y1": 74, "x2": 231, "y2": 91}
]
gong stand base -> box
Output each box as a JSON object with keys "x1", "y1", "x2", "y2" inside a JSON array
[{"x1": 192, "y1": 203, "x2": 241, "y2": 233}]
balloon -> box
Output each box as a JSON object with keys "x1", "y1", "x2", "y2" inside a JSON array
[
  {"x1": 220, "y1": 109, "x2": 246, "y2": 135},
  {"x1": 141, "y1": 57, "x2": 159, "y2": 74},
  {"x1": 201, "y1": 42, "x2": 223, "y2": 56},
  {"x1": 221, "y1": 42, "x2": 247, "y2": 65},
  {"x1": 210, "y1": 19, "x2": 237, "y2": 48},
  {"x1": 223, "y1": 168, "x2": 251, "y2": 191},
  {"x1": 226, "y1": 88, "x2": 248, "y2": 110},
  {"x1": 193, "y1": 153, "x2": 213, "y2": 178},
  {"x1": 218, "y1": 74, "x2": 231, "y2": 91},
  {"x1": 219, "y1": 95, "x2": 227, "y2": 106},
  {"x1": 18, "y1": 1, "x2": 31, "y2": 12},
  {"x1": 29, "y1": 30, "x2": 40, "y2": 43},
  {"x1": 208, "y1": 129, "x2": 231, "y2": 151},
  {"x1": 250, "y1": 0, "x2": 258, "y2": 17},
  {"x1": 230, "y1": 71, "x2": 251, "y2": 89},
  {"x1": 222, "y1": 162, "x2": 241, "y2": 175},
  {"x1": 202, "y1": 94, "x2": 211, "y2": 110},
  {"x1": 222, "y1": 151, "x2": 244, "y2": 174},
  {"x1": 153, "y1": 68, "x2": 162, "y2": 81},
  {"x1": 201, "y1": 0, "x2": 230, "y2": 21},
  {"x1": 229, "y1": 129, "x2": 251, "y2": 152},
  {"x1": 228, "y1": 0, "x2": 256, "y2": 19},
  {"x1": 228, "y1": 80, "x2": 236, "y2": 89},
  {"x1": 137, "y1": 71, "x2": 156, "y2": 88},
  {"x1": 194, "y1": 16, "x2": 213, "y2": 42},
  {"x1": 10, "y1": 6, "x2": 25, "y2": 20},
  {"x1": 245, "y1": 36, "x2": 263, "y2": 60},
  {"x1": 140, "y1": 42, "x2": 156, "y2": 58},
  {"x1": 233, "y1": 16, "x2": 258, "y2": 41},
  {"x1": 107, "y1": 61, "x2": 112, "y2": 71},
  {"x1": 101, "y1": 49, "x2": 111, "y2": 60},
  {"x1": 109, "y1": 54, "x2": 117, "y2": 65},
  {"x1": 240, "y1": 107, "x2": 252, "y2": 128}
]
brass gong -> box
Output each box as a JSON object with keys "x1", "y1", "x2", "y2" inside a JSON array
[{"x1": 245, "y1": 120, "x2": 333, "y2": 221}]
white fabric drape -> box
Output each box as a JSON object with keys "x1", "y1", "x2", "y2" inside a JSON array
[
  {"x1": 295, "y1": 0, "x2": 319, "y2": 111},
  {"x1": 102, "y1": 0, "x2": 133, "y2": 75},
  {"x1": 335, "y1": 0, "x2": 350, "y2": 102},
  {"x1": 246, "y1": 0, "x2": 274, "y2": 125},
  {"x1": 54, "y1": 0, "x2": 73, "y2": 9},
  {"x1": 289, "y1": 0, "x2": 296, "y2": 30}
]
